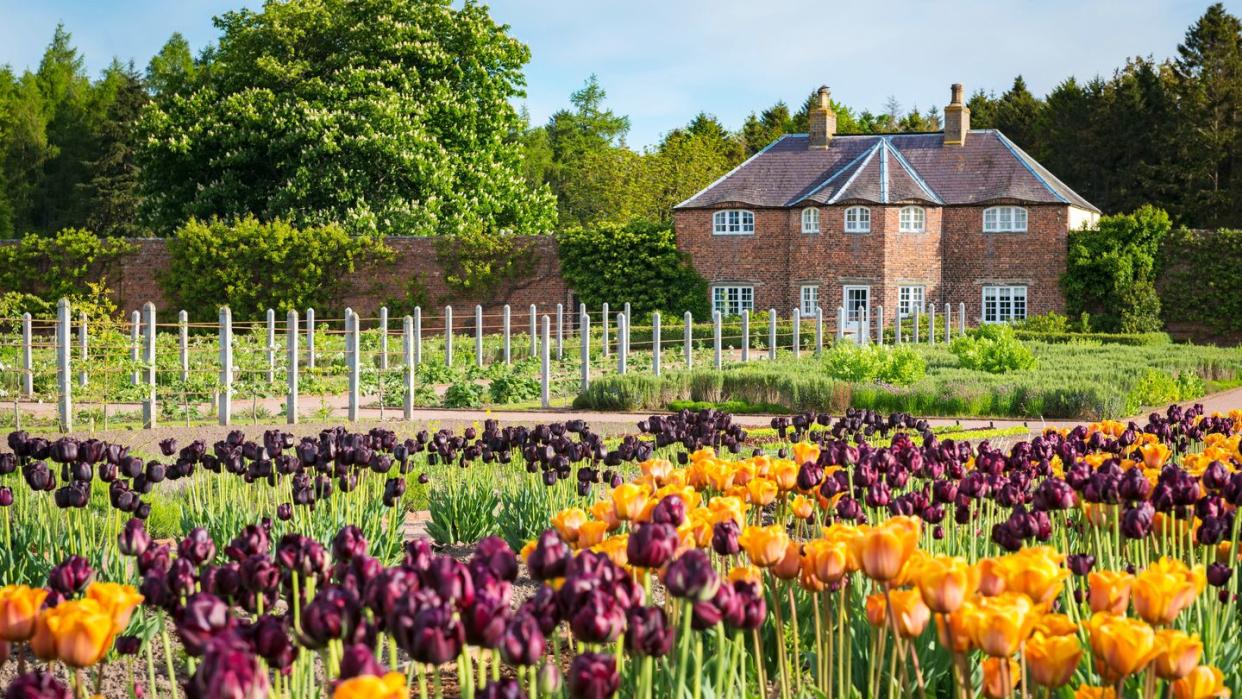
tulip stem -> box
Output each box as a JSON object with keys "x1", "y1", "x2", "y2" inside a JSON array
[
  {"x1": 714, "y1": 625, "x2": 727, "y2": 696},
  {"x1": 434, "y1": 665, "x2": 443, "y2": 699},
  {"x1": 752, "y1": 628, "x2": 768, "y2": 695},
  {"x1": 675, "y1": 600, "x2": 693, "y2": 699},
  {"x1": 693, "y1": 634, "x2": 703, "y2": 699},
  {"x1": 786, "y1": 584, "x2": 801, "y2": 684},
  {"x1": 159, "y1": 615, "x2": 180, "y2": 699}
]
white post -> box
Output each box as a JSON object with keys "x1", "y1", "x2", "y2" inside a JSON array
[
  {"x1": 741, "y1": 309, "x2": 750, "y2": 362},
  {"x1": 602, "y1": 303, "x2": 610, "y2": 358},
  {"x1": 683, "y1": 311, "x2": 693, "y2": 369},
  {"x1": 836, "y1": 306, "x2": 845, "y2": 342},
  {"x1": 914, "y1": 307, "x2": 921, "y2": 343},
  {"x1": 403, "y1": 315, "x2": 415, "y2": 421},
  {"x1": 414, "y1": 307, "x2": 422, "y2": 367},
  {"x1": 929, "y1": 305, "x2": 936, "y2": 345},
  {"x1": 266, "y1": 308, "x2": 276, "y2": 383},
  {"x1": 876, "y1": 305, "x2": 885, "y2": 347},
  {"x1": 529, "y1": 304, "x2": 537, "y2": 358},
  {"x1": 556, "y1": 303, "x2": 564, "y2": 361},
  {"x1": 178, "y1": 310, "x2": 189, "y2": 381},
  {"x1": 792, "y1": 308, "x2": 801, "y2": 359},
  {"x1": 859, "y1": 307, "x2": 869, "y2": 346},
  {"x1": 815, "y1": 306, "x2": 824, "y2": 355},
  {"x1": 895, "y1": 311, "x2": 903, "y2": 344},
  {"x1": 652, "y1": 311, "x2": 661, "y2": 376},
  {"x1": 945, "y1": 303, "x2": 952, "y2": 343},
  {"x1": 617, "y1": 313, "x2": 627, "y2": 374},
  {"x1": 475, "y1": 305, "x2": 484, "y2": 367},
  {"x1": 287, "y1": 310, "x2": 299, "y2": 424},
  {"x1": 347, "y1": 310, "x2": 360, "y2": 422},
  {"x1": 305, "y1": 307, "x2": 316, "y2": 369},
  {"x1": 21, "y1": 313, "x2": 32, "y2": 397},
  {"x1": 768, "y1": 309, "x2": 777, "y2": 361},
  {"x1": 378, "y1": 306, "x2": 389, "y2": 371},
  {"x1": 580, "y1": 311, "x2": 591, "y2": 392},
  {"x1": 56, "y1": 299, "x2": 72, "y2": 433},
  {"x1": 713, "y1": 310, "x2": 722, "y2": 369},
  {"x1": 540, "y1": 315, "x2": 551, "y2": 408},
  {"x1": 78, "y1": 311, "x2": 87, "y2": 387},
  {"x1": 143, "y1": 302, "x2": 156, "y2": 428},
  {"x1": 218, "y1": 307, "x2": 232, "y2": 426},
  {"x1": 959, "y1": 302, "x2": 967, "y2": 338},
  {"x1": 502, "y1": 304, "x2": 511, "y2": 366},
  {"x1": 129, "y1": 310, "x2": 140, "y2": 385},
  {"x1": 444, "y1": 305, "x2": 453, "y2": 367}
]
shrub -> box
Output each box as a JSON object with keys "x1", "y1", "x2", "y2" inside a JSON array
[
  {"x1": 1015, "y1": 312, "x2": 1070, "y2": 334},
  {"x1": 488, "y1": 372, "x2": 540, "y2": 404},
  {"x1": 950, "y1": 325, "x2": 1036, "y2": 373},
  {"x1": 0, "y1": 229, "x2": 133, "y2": 318},
  {"x1": 1125, "y1": 369, "x2": 1182, "y2": 414},
  {"x1": 1013, "y1": 330, "x2": 1171, "y2": 346},
  {"x1": 1063, "y1": 205, "x2": 1169, "y2": 332},
  {"x1": 821, "y1": 344, "x2": 926, "y2": 385},
  {"x1": 443, "y1": 381, "x2": 484, "y2": 408},
  {"x1": 162, "y1": 217, "x2": 392, "y2": 321}
]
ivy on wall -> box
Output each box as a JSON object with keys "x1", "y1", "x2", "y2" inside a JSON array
[{"x1": 1159, "y1": 227, "x2": 1242, "y2": 334}]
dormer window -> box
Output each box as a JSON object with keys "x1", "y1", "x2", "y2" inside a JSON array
[
  {"x1": 844, "y1": 206, "x2": 870, "y2": 233},
  {"x1": 899, "y1": 206, "x2": 926, "y2": 233},
  {"x1": 801, "y1": 208, "x2": 820, "y2": 234},
  {"x1": 983, "y1": 206, "x2": 1028, "y2": 232},
  {"x1": 713, "y1": 209, "x2": 755, "y2": 235}
]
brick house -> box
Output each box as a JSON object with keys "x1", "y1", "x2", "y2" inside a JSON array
[{"x1": 673, "y1": 84, "x2": 1100, "y2": 329}]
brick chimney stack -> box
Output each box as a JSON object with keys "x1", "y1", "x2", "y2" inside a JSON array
[
  {"x1": 808, "y1": 86, "x2": 837, "y2": 150},
  {"x1": 943, "y1": 83, "x2": 970, "y2": 146}
]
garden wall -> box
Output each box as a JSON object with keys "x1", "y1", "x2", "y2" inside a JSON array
[{"x1": 103, "y1": 236, "x2": 571, "y2": 321}]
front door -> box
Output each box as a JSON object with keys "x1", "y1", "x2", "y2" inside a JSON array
[{"x1": 843, "y1": 285, "x2": 870, "y2": 340}]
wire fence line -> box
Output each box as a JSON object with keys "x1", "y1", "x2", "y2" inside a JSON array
[{"x1": 5, "y1": 299, "x2": 971, "y2": 432}]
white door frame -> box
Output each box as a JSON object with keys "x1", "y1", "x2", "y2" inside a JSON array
[{"x1": 842, "y1": 285, "x2": 870, "y2": 339}]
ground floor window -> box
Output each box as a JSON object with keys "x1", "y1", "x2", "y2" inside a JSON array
[
  {"x1": 982, "y1": 285, "x2": 1028, "y2": 323},
  {"x1": 800, "y1": 285, "x2": 818, "y2": 316},
  {"x1": 843, "y1": 285, "x2": 870, "y2": 321},
  {"x1": 898, "y1": 285, "x2": 925, "y2": 317},
  {"x1": 712, "y1": 285, "x2": 754, "y2": 316}
]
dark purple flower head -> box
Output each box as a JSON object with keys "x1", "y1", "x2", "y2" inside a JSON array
[
  {"x1": 421, "y1": 556, "x2": 475, "y2": 609},
  {"x1": 179, "y1": 528, "x2": 217, "y2": 567},
  {"x1": 499, "y1": 612, "x2": 546, "y2": 667},
  {"x1": 403, "y1": 538, "x2": 435, "y2": 572},
  {"x1": 301, "y1": 586, "x2": 359, "y2": 649},
  {"x1": 401, "y1": 603, "x2": 465, "y2": 665},
  {"x1": 225, "y1": 525, "x2": 270, "y2": 562},
  {"x1": 626, "y1": 523, "x2": 678, "y2": 569},
  {"x1": 240, "y1": 555, "x2": 280, "y2": 594},
  {"x1": 332, "y1": 526, "x2": 368, "y2": 563},
  {"x1": 664, "y1": 550, "x2": 720, "y2": 602},
  {"x1": 1120, "y1": 501, "x2": 1156, "y2": 540},
  {"x1": 337, "y1": 643, "x2": 386, "y2": 680},
  {"x1": 463, "y1": 594, "x2": 509, "y2": 649},
  {"x1": 3, "y1": 671, "x2": 72, "y2": 699},
  {"x1": 47, "y1": 555, "x2": 93, "y2": 596},
  {"x1": 245, "y1": 614, "x2": 298, "y2": 672},
  {"x1": 1207, "y1": 562, "x2": 1233, "y2": 588},
  {"x1": 625, "y1": 606, "x2": 673, "y2": 657},
  {"x1": 569, "y1": 589, "x2": 626, "y2": 644},
  {"x1": 527, "y1": 529, "x2": 571, "y2": 581},
  {"x1": 118, "y1": 518, "x2": 150, "y2": 558},
  {"x1": 470, "y1": 536, "x2": 518, "y2": 583},
  {"x1": 176, "y1": 593, "x2": 235, "y2": 657},
  {"x1": 1067, "y1": 553, "x2": 1096, "y2": 576},
  {"x1": 478, "y1": 678, "x2": 527, "y2": 699},
  {"x1": 568, "y1": 652, "x2": 620, "y2": 699},
  {"x1": 650, "y1": 495, "x2": 686, "y2": 527},
  {"x1": 184, "y1": 633, "x2": 270, "y2": 699},
  {"x1": 711, "y1": 520, "x2": 740, "y2": 556},
  {"x1": 114, "y1": 635, "x2": 142, "y2": 656}
]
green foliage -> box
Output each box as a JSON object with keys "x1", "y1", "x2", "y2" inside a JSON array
[
  {"x1": 950, "y1": 325, "x2": 1037, "y2": 373},
  {"x1": 821, "y1": 344, "x2": 926, "y2": 385},
  {"x1": 435, "y1": 231, "x2": 536, "y2": 299},
  {"x1": 488, "y1": 371, "x2": 540, "y2": 404},
  {"x1": 557, "y1": 220, "x2": 710, "y2": 319},
  {"x1": 162, "y1": 217, "x2": 392, "y2": 321},
  {"x1": 497, "y1": 480, "x2": 557, "y2": 551},
  {"x1": 0, "y1": 228, "x2": 133, "y2": 317},
  {"x1": 137, "y1": 0, "x2": 555, "y2": 236},
  {"x1": 1160, "y1": 227, "x2": 1242, "y2": 334},
  {"x1": 1063, "y1": 206, "x2": 1171, "y2": 333},
  {"x1": 1015, "y1": 312, "x2": 1071, "y2": 334},
  {"x1": 442, "y1": 380, "x2": 484, "y2": 408},
  {"x1": 1013, "y1": 330, "x2": 1171, "y2": 346},
  {"x1": 1125, "y1": 369, "x2": 1183, "y2": 414},
  {"x1": 426, "y1": 480, "x2": 499, "y2": 546}
]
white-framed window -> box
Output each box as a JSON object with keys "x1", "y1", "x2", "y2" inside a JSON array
[
  {"x1": 898, "y1": 285, "x2": 925, "y2": 317},
  {"x1": 983, "y1": 206, "x2": 1028, "y2": 233},
  {"x1": 712, "y1": 210, "x2": 755, "y2": 235},
  {"x1": 800, "y1": 285, "x2": 819, "y2": 316},
  {"x1": 899, "y1": 206, "x2": 926, "y2": 233},
  {"x1": 844, "y1": 206, "x2": 871, "y2": 233},
  {"x1": 843, "y1": 285, "x2": 870, "y2": 322},
  {"x1": 712, "y1": 285, "x2": 754, "y2": 316},
  {"x1": 982, "y1": 285, "x2": 1028, "y2": 323},
  {"x1": 801, "y1": 208, "x2": 820, "y2": 234}
]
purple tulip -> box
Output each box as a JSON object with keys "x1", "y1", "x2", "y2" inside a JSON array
[
  {"x1": 1120, "y1": 502, "x2": 1155, "y2": 539},
  {"x1": 0, "y1": 487, "x2": 11, "y2": 507},
  {"x1": 337, "y1": 643, "x2": 386, "y2": 680},
  {"x1": 179, "y1": 528, "x2": 217, "y2": 567},
  {"x1": 711, "y1": 520, "x2": 740, "y2": 556},
  {"x1": 240, "y1": 555, "x2": 281, "y2": 594},
  {"x1": 625, "y1": 606, "x2": 673, "y2": 657},
  {"x1": 567, "y1": 652, "x2": 620, "y2": 699},
  {"x1": 3, "y1": 671, "x2": 72, "y2": 699},
  {"x1": 463, "y1": 594, "x2": 509, "y2": 649},
  {"x1": 184, "y1": 633, "x2": 271, "y2": 699},
  {"x1": 478, "y1": 679, "x2": 526, "y2": 699},
  {"x1": 1207, "y1": 563, "x2": 1233, "y2": 588},
  {"x1": 499, "y1": 612, "x2": 546, "y2": 667},
  {"x1": 246, "y1": 615, "x2": 298, "y2": 672},
  {"x1": 1067, "y1": 554, "x2": 1096, "y2": 576},
  {"x1": 332, "y1": 526, "x2": 368, "y2": 563},
  {"x1": 626, "y1": 522, "x2": 678, "y2": 569},
  {"x1": 471, "y1": 536, "x2": 519, "y2": 583},
  {"x1": 650, "y1": 495, "x2": 686, "y2": 526},
  {"x1": 664, "y1": 550, "x2": 720, "y2": 601},
  {"x1": 527, "y1": 529, "x2": 570, "y2": 580},
  {"x1": 402, "y1": 603, "x2": 465, "y2": 665},
  {"x1": 118, "y1": 518, "x2": 150, "y2": 557},
  {"x1": 47, "y1": 555, "x2": 93, "y2": 596},
  {"x1": 176, "y1": 593, "x2": 235, "y2": 657},
  {"x1": 569, "y1": 590, "x2": 626, "y2": 644}
]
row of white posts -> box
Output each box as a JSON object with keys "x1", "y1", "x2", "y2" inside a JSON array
[{"x1": 41, "y1": 300, "x2": 970, "y2": 431}]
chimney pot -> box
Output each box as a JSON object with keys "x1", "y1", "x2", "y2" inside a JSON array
[
  {"x1": 808, "y1": 85, "x2": 837, "y2": 150},
  {"x1": 943, "y1": 82, "x2": 969, "y2": 146}
]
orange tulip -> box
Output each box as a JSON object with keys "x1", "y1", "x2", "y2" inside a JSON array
[
  {"x1": 1086, "y1": 612, "x2": 1161, "y2": 680},
  {"x1": 0, "y1": 585, "x2": 50, "y2": 642},
  {"x1": 552, "y1": 508, "x2": 589, "y2": 542},
  {"x1": 1171, "y1": 665, "x2": 1229, "y2": 699},
  {"x1": 865, "y1": 593, "x2": 887, "y2": 627},
  {"x1": 1025, "y1": 631, "x2": 1083, "y2": 688},
  {"x1": 29, "y1": 611, "x2": 55, "y2": 661},
  {"x1": 639, "y1": 458, "x2": 674, "y2": 485},
  {"x1": 771, "y1": 460, "x2": 799, "y2": 492},
  {"x1": 728, "y1": 565, "x2": 763, "y2": 586},
  {"x1": 981, "y1": 657, "x2": 1021, "y2": 699},
  {"x1": 746, "y1": 478, "x2": 778, "y2": 506},
  {"x1": 739, "y1": 525, "x2": 789, "y2": 568},
  {"x1": 791, "y1": 495, "x2": 814, "y2": 520},
  {"x1": 1003, "y1": 547, "x2": 1069, "y2": 605},
  {"x1": 771, "y1": 541, "x2": 802, "y2": 580},
  {"x1": 977, "y1": 558, "x2": 1008, "y2": 596},
  {"x1": 611, "y1": 483, "x2": 650, "y2": 521},
  {"x1": 42, "y1": 599, "x2": 116, "y2": 668},
  {"x1": 915, "y1": 555, "x2": 975, "y2": 613},
  {"x1": 591, "y1": 499, "x2": 622, "y2": 531},
  {"x1": 707, "y1": 496, "x2": 748, "y2": 526},
  {"x1": 887, "y1": 588, "x2": 931, "y2": 639},
  {"x1": 1073, "y1": 687, "x2": 1116, "y2": 699},
  {"x1": 964, "y1": 592, "x2": 1036, "y2": 657},
  {"x1": 1033, "y1": 613, "x2": 1079, "y2": 637},
  {"x1": 1087, "y1": 570, "x2": 1134, "y2": 615},
  {"x1": 791, "y1": 441, "x2": 820, "y2": 467},
  {"x1": 577, "y1": 520, "x2": 610, "y2": 548},
  {"x1": 936, "y1": 606, "x2": 974, "y2": 653},
  {"x1": 1137, "y1": 442, "x2": 1171, "y2": 469},
  {"x1": 1153, "y1": 630, "x2": 1203, "y2": 681},
  {"x1": 857, "y1": 516, "x2": 920, "y2": 582},
  {"x1": 333, "y1": 672, "x2": 407, "y2": 699},
  {"x1": 798, "y1": 565, "x2": 826, "y2": 593},
  {"x1": 1132, "y1": 558, "x2": 1205, "y2": 626},
  {"x1": 85, "y1": 583, "x2": 143, "y2": 634},
  {"x1": 804, "y1": 538, "x2": 850, "y2": 585}
]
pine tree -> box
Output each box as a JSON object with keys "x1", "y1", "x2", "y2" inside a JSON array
[
  {"x1": 993, "y1": 76, "x2": 1042, "y2": 150},
  {"x1": 81, "y1": 62, "x2": 147, "y2": 237}
]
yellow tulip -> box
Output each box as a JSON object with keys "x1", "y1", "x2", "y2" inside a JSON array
[
  {"x1": 1025, "y1": 631, "x2": 1082, "y2": 688},
  {"x1": 728, "y1": 565, "x2": 763, "y2": 586},
  {"x1": 1132, "y1": 558, "x2": 1205, "y2": 626},
  {"x1": 935, "y1": 606, "x2": 974, "y2": 653},
  {"x1": 611, "y1": 483, "x2": 649, "y2": 521},
  {"x1": 333, "y1": 672, "x2": 407, "y2": 699},
  {"x1": 42, "y1": 599, "x2": 116, "y2": 668},
  {"x1": 85, "y1": 583, "x2": 144, "y2": 634},
  {"x1": 1033, "y1": 613, "x2": 1079, "y2": 637},
  {"x1": 791, "y1": 495, "x2": 814, "y2": 520},
  {"x1": 887, "y1": 588, "x2": 931, "y2": 639},
  {"x1": 739, "y1": 525, "x2": 789, "y2": 568},
  {"x1": 595, "y1": 535, "x2": 629, "y2": 569},
  {"x1": 977, "y1": 558, "x2": 1008, "y2": 596},
  {"x1": 707, "y1": 496, "x2": 748, "y2": 526},
  {"x1": 1153, "y1": 629, "x2": 1203, "y2": 681},
  {"x1": 552, "y1": 507, "x2": 589, "y2": 543},
  {"x1": 639, "y1": 458, "x2": 674, "y2": 484},
  {"x1": 577, "y1": 520, "x2": 610, "y2": 549},
  {"x1": 915, "y1": 555, "x2": 975, "y2": 613},
  {"x1": 1171, "y1": 665, "x2": 1230, "y2": 699},
  {"x1": 857, "y1": 516, "x2": 921, "y2": 582},
  {"x1": 1003, "y1": 547, "x2": 1069, "y2": 605},
  {"x1": 689, "y1": 447, "x2": 716, "y2": 463},
  {"x1": 964, "y1": 592, "x2": 1036, "y2": 657},
  {"x1": 981, "y1": 657, "x2": 1021, "y2": 699},
  {"x1": 0, "y1": 585, "x2": 50, "y2": 642},
  {"x1": 791, "y1": 441, "x2": 820, "y2": 467},
  {"x1": 1087, "y1": 570, "x2": 1134, "y2": 615},
  {"x1": 1073, "y1": 687, "x2": 1116, "y2": 699},
  {"x1": 771, "y1": 460, "x2": 799, "y2": 492},
  {"x1": 590, "y1": 499, "x2": 621, "y2": 531},
  {"x1": 746, "y1": 478, "x2": 778, "y2": 506},
  {"x1": 1086, "y1": 612, "x2": 1161, "y2": 680}
]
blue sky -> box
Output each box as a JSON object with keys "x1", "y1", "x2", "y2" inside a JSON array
[{"x1": 0, "y1": 0, "x2": 1234, "y2": 148}]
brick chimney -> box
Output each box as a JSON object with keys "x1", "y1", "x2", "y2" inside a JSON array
[
  {"x1": 943, "y1": 83, "x2": 969, "y2": 146},
  {"x1": 808, "y1": 86, "x2": 837, "y2": 149}
]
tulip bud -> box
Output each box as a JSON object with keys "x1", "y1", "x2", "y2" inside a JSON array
[
  {"x1": 1207, "y1": 563, "x2": 1233, "y2": 588},
  {"x1": 538, "y1": 661, "x2": 563, "y2": 695},
  {"x1": 568, "y1": 652, "x2": 620, "y2": 699},
  {"x1": 47, "y1": 555, "x2": 93, "y2": 596},
  {"x1": 711, "y1": 520, "x2": 741, "y2": 556},
  {"x1": 477, "y1": 678, "x2": 525, "y2": 699},
  {"x1": 0, "y1": 487, "x2": 13, "y2": 507}
]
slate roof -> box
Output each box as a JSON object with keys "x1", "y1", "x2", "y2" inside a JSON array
[{"x1": 675, "y1": 130, "x2": 1099, "y2": 212}]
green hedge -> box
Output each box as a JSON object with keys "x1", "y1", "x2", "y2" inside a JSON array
[
  {"x1": 1160, "y1": 227, "x2": 1242, "y2": 335},
  {"x1": 1012, "y1": 330, "x2": 1171, "y2": 346}
]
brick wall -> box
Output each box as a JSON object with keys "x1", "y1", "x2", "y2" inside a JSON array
[{"x1": 87, "y1": 236, "x2": 571, "y2": 324}]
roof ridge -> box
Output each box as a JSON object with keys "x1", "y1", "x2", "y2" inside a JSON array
[
  {"x1": 674, "y1": 134, "x2": 792, "y2": 209},
  {"x1": 879, "y1": 142, "x2": 889, "y2": 203},
  {"x1": 884, "y1": 137, "x2": 945, "y2": 205}
]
